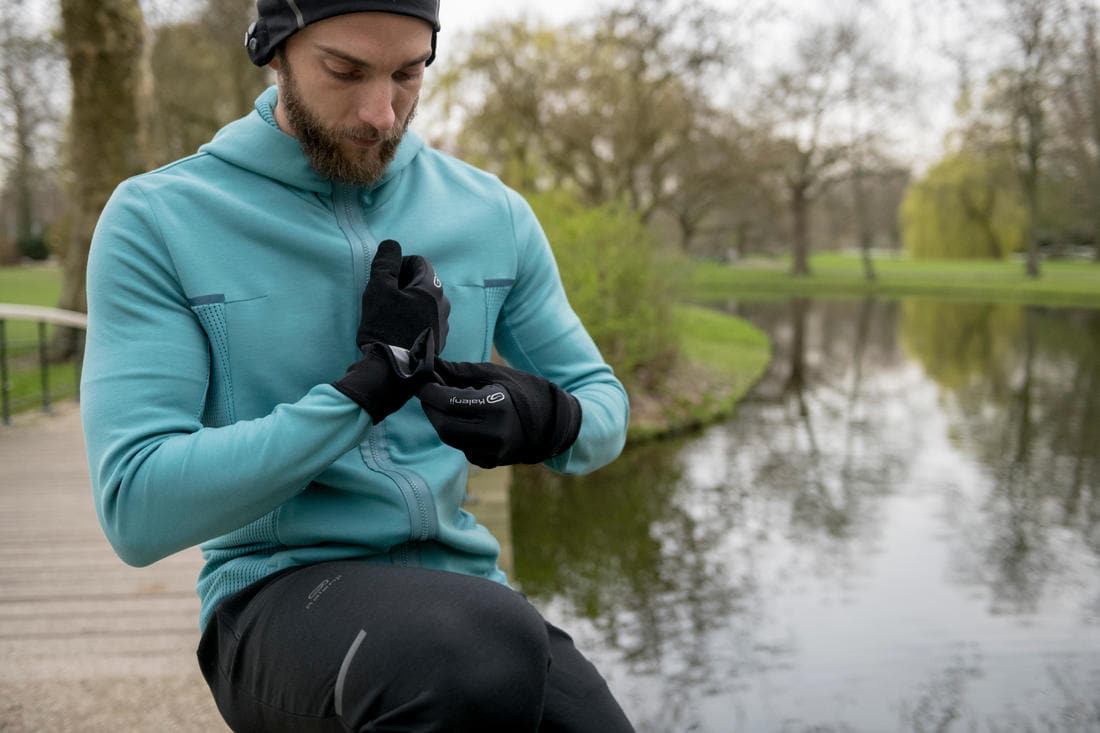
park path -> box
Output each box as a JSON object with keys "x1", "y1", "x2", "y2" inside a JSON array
[{"x1": 0, "y1": 405, "x2": 228, "y2": 732}]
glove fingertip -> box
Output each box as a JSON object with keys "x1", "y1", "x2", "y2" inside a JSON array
[{"x1": 370, "y1": 240, "x2": 402, "y2": 278}]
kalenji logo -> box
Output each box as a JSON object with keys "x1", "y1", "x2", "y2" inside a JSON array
[
  {"x1": 433, "y1": 275, "x2": 442, "y2": 288},
  {"x1": 448, "y1": 392, "x2": 507, "y2": 407}
]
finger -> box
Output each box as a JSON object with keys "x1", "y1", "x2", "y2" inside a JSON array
[
  {"x1": 429, "y1": 360, "x2": 493, "y2": 389},
  {"x1": 368, "y1": 240, "x2": 402, "y2": 285}
]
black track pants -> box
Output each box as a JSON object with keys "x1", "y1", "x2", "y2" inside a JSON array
[{"x1": 197, "y1": 561, "x2": 635, "y2": 732}]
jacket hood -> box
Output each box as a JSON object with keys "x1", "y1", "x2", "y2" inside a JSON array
[{"x1": 199, "y1": 86, "x2": 424, "y2": 195}]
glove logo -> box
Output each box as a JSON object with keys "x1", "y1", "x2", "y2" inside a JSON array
[
  {"x1": 487, "y1": 391, "x2": 506, "y2": 404},
  {"x1": 433, "y1": 275, "x2": 442, "y2": 289}
]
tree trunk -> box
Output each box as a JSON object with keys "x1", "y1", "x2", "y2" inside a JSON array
[
  {"x1": 676, "y1": 211, "x2": 697, "y2": 254},
  {"x1": 790, "y1": 184, "x2": 812, "y2": 276},
  {"x1": 55, "y1": 0, "x2": 149, "y2": 358},
  {"x1": 1086, "y1": 8, "x2": 1100, "y2": 263},
  {"x1": 206, "y1": 0, "x2": 269, "y2": 115},
  {"x1": 0, "y1": 33, "x2": 40, "y2": 264},
  {"x1": 11, "y1": 93, "x2": 35, "y2": 247},
  {"x1": 1021, "y1": 89, "x2": 1043, "y2": 277},
  {"x1": 852, "y1": 164, "x2": 876, "y2": 282}
]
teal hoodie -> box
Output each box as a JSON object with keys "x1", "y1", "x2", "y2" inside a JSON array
[{"x1": 81, "y1": 87, "x2": 629, "y2": 630}]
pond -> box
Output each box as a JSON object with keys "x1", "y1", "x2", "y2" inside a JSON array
[{"x1": 503, "y1": 298, "x2": 1100, "y2": 732}]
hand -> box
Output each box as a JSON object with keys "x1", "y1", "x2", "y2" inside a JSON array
[
  {"x1": 418, "y1": 360, "x2": 582, "y2": 468},
  {"x1": 333, "y1": 328, "x2": 437, "y2": 424},
  {"x1": 357, "y1": 239, "x2": 449, "y2": 353}
]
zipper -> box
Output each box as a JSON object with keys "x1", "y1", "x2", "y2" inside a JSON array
[{"x1": 333, "y1": 184, "x2": 439, "y2": 547}]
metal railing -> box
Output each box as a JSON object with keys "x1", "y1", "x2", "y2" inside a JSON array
[{"x1": 0, "y1": 304, "x2": 88, "y2": 425}]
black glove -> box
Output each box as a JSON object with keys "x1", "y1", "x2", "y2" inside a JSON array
[
  {"x1": 333, "y1": 239, "x2": 447, "y2": 423},
  {"x1": 418, "y1": 360, "x2": 582, "y2": 469},
  {"x1": 333, "y1": 328, "x2": 437, "y2": 424},
  {"x1": 357, "y1": 239, "x2": 449, "y2": 353}
]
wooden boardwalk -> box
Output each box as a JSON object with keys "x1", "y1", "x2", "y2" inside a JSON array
[
  {"x1": 0, "y1": 405, "x2": 230, "y2": 732},
  {"x1": 0, "y1": 403, "x2": 514, "y2": 732}
]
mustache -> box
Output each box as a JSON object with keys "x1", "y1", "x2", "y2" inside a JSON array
[{"x1": 338, "y1": 124, "x2": 403, "y2": 144}]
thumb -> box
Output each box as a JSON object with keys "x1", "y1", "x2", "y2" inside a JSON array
[{"x1": 369, "y1": 239, "x2": 402, "y2": 285}]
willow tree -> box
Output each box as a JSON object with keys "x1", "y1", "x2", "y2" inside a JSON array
[
  {"x1": 56, "y1": 0, "x2": 148, "y2": 354},
  {"x1": 900, "y1": 151, "x2": 1027, "y2": 260}
]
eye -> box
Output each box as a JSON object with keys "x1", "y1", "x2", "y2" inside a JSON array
[
  {"x1": 324, "y1": 63, "x2": 359, "y2": 81},
  {"x1": 395, "y1": 68, "x2": 424, "y2": 83}
]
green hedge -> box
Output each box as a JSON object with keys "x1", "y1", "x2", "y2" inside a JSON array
[{"x1": 527, "y1": 190, "x2": 683, "y2": 392}]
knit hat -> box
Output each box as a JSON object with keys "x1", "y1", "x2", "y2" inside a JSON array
[{"x1": 245, "y1": 0, "x2": 441, "y2": 67}]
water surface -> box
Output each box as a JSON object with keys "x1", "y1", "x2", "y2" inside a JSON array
[{"x1": 507, "y1": 298, "x2": 1100, "y2": 732}]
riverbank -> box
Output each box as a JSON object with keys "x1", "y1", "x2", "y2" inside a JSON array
[
  {"x1": 627, "y1": 304, "x2": 772, "y2": 442},
  {"x1": 692, "y1": 253, "x2": 1100, "y2": 308}
]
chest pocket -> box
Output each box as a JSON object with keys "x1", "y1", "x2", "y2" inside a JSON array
[
  {"x1": 189, "y1": 293, "x2": 270, "y2": 427},
  {"x1": 441, "y1": 279, "x2": 513, "y2": 363}
]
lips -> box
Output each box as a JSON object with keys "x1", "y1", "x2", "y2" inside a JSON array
[{"x1": 348, "y1": 135, "x2": 381, "y2": 148}]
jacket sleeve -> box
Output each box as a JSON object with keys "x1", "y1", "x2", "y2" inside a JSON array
[
  {"x1": 80, "y1": 180, "x2": 372, "y2": 567},
  {"x1": 494, "y1": 188, "x2": 629, "y2": 475}
]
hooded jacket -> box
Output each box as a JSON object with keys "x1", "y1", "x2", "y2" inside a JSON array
[{"x1": 81, "y1": 87, "x2": 629, "y2": 630}]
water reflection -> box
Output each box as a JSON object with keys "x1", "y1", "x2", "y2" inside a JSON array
[
  {"x1": 902, "y1": 303, "x2": 1100, "y2": 616},
  {"x1": 506, "y1": 298, "x2": 1100, "y2": 732}
]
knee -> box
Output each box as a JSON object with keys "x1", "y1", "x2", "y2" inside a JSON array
[
  {"x1": 338, "y1": 582, "x2": 552, "y2": 731},
  {"x1": 426, "y1": 586, "x2": 551, "y2": 727}
]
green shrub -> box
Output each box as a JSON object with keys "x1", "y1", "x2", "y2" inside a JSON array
[
  {"x1": 527, "y1": 189, "x2": 683, "y2": 392},
  {"x1": 17, "y1": 234, "x2": 50, "y2": 261}
]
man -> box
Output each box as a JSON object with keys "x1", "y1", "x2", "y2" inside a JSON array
[{"x1": 80, "y1": 1, "x2": 633, "y2": 731}]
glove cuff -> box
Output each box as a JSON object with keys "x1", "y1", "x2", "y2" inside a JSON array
[{"x1": 546, "y1": 388, "x2": 582, "y2": 460}]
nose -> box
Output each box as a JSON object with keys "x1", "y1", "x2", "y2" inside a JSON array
[{"x1": 356, "y1": 79, "x2": 397, "y2": 132}]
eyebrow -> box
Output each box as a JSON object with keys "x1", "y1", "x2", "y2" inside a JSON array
[{"x1": 313, "y1": 44, "x2": 432, "y2": 70}]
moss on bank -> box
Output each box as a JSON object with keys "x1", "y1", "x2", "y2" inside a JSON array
[{"x1": 627, "y1": 304, "x2": 771, "y2": 442}]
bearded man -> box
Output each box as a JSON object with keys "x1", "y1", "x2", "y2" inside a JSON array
[{"x1": 80, "y1": 2, "x2": 633, "y2": 731}]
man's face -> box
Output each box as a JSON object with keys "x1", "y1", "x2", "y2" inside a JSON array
[{"x1": 270, "y1": 12, "x2": 433, "y2": 186}]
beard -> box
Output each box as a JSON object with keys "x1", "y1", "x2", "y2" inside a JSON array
[{"x1": 278, "y1": 60, "x2": 417, "y2": 187}]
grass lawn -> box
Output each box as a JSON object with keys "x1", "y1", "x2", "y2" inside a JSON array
[
  {"x1": 692, "y1": 253, "x2": 1100, "y2": 308},
  {"x1": 0, "y1": 263, "x2": 79, "y2": 418},
  {"x1": 628, "y1": 303, "x2": 771, "y2": 442}
]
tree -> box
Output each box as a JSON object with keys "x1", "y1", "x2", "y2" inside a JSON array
[
  {"x1": 1086, "y1": 2, "x2": 1100, "y2": 260},
  {"x1": 56, "y1": 0, "x2": 148, "y2": 354},
  {"x1": 1000, "y1": 0, "x2": 1068, "y2": 277},
  {"x1": 438, "y1": 1, "x2": 741, "y2": 233},
  {"x1": 950, "y1": 0, "x2": 1071, "y2": 274},
  {"x1": 148, "y1": 0, "x2": 268, "y2": 166},
  {"x1": 658, "y1": 111, "x2": 775, "y2": 255},
  {"x1": 758, "y1": 20, "x2": 855, "y2": 276},
  {"x1": 0, "y1": 1, "x2": 64, "y2": 264},
  {"x1": 1052, "y1": 1, "x2": 1100, "y2": 260},
  {"x1": 901, "y1": 150, "x2": 1027, "y2": 259},
  {"x1": 835, "y1": 9, "x2": 907, "y2": 281}
]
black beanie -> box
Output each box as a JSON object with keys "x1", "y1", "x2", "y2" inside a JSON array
[{"x1": 245, "y1": 0, "x2": 441, "y2": 67}]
